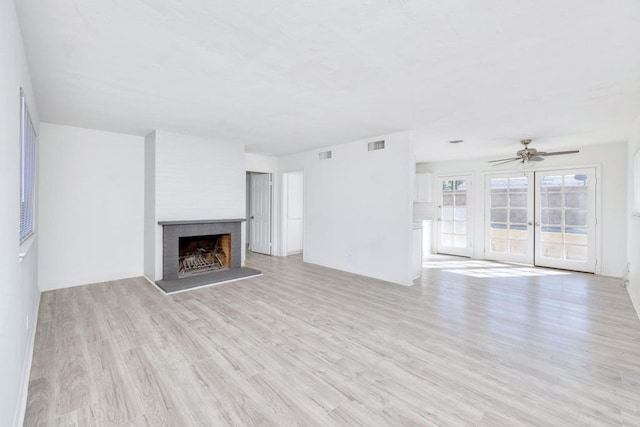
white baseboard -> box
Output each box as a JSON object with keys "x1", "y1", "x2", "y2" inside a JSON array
[
  {"x1": 13, "y1": 291, "x2": 41, "y2": 427},
  {"x1": 628, "y1": 286, "x2": 640, "y2": 321},
  {"x1": 143, "y1": 275, "x2": 163, "y2": 294}
]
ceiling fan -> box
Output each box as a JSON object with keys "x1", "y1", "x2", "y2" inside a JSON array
[{"x1": 488, "y1": 139, "x2": 579, "y2": 166}]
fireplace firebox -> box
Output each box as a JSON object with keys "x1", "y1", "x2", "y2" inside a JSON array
[
  {"x1": 178, "y1": 233, "x2": 231, "y2": 278},
  {"x1": 159, "y1": 219, "x2": 243, "y2": 281}
]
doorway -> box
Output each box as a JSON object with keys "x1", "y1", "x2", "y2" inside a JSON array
[
  {"x1": 436, "y1": 175, "x2": 473, "y2": 257},
  {"x1": 282, "y1": 171, "x2": 304, "y2": 255},
  {"x1": 247, "y1": 172, "x2": 272, "y2": 255},
  {"x1": 485, "y1": 167, "x2": 597, "y2": 273}
]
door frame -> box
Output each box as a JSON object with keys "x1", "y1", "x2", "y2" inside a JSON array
[
  {"x1": 435, "y1": 173, "x2": 473, "y2": 257},
  {"x1": 248, "y1": 172, "x2": 273, "y2": 255},
  {"x1": 281, "y1": 170, "x2": 305, "y2": 256},
  {"x1": 482, "y1": 164, "x2": 601, "y2": 274}
]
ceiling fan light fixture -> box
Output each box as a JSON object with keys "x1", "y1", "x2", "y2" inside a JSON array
[{"x1": 519, "y1": 159, "x2": 531, "y2": 173}]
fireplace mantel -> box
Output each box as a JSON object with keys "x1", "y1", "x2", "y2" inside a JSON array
[{"x1": 158, "y1": 218, "x2": 246, "y2": 225}]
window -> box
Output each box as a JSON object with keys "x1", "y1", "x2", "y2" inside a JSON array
[{"x1": 20, "y1": 88, "x2": 37, "y2": 242}]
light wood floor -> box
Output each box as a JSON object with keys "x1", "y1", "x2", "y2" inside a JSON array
[{"x1": 25, "y1": 253, "x2": 640, "y2": 426}]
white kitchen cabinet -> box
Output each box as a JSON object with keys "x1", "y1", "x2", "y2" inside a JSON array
[{"x1": 414, "y1": 172, "x2": 432, "y2": 202}]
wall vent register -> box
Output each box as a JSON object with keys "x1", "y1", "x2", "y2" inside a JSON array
[
  {"x1": 319, "y1": 150, "x2": 332, "y2": 160},
  {"x1": 368, "y1": 140, "x2": 385, "y2": 151}
]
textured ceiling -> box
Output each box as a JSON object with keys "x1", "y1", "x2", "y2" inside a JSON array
[{"x1": 15, "y1": 0, "x2": 640, "y2": 161}]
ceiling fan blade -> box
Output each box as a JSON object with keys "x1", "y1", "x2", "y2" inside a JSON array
[
  {"x1": 539, "y1": 150, "x2": 580, "y2": 157},
  {"x1": 491, "y1": 158, "x2": 522, "y2": 166},
  {"x1": 488, "y1": 157, "x2": 520, "y2": 163}
]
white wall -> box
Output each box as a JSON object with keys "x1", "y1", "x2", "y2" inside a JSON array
[
  {"x1": 0, "y1": 2, "x2": 41, "y2": 425},
  {"x1": 144, "y1": 131, "x2": 246, "y2": 280},
  {"x1": 38, "y1": 124, "x2": 144, "y2": 290},
  {"x1": 144, "y1": 131, "x2": 156, "y2": 279},
  {"x1": 279, "y1": 132, "x2": 416, "y2": 285},
  {"x1": 246, "y1": 152, "x2": 278, "y2": 173},
  {"x1": 627, "y1": 118, "x2": 640, "y2": 317},
  {"x1": 418, "y1": 141, "x2": 628, "y2": 277}
]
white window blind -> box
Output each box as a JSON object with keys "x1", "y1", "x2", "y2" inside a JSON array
[{"x1": 20, "y1": 88, "x2": 37, "y2": 242}]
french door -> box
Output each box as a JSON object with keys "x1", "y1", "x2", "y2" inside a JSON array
[
  {"x1": 437, "y1": 175, "x2": 472, "y2": 257},
  {"x1": 535, "y1": 168, "x2": 596, "y2": 272},
  {"x1": 485, "y1": 173, "x2": 535, "y2": 264},
  {"x1": 485, "y1": 168, "x2": 596, "y2": 273}
]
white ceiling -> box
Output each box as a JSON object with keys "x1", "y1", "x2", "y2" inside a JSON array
[{"x1": 15, "y1": 0, "x2": 640, "y2": 161}]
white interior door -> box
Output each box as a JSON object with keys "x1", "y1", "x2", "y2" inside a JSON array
[
  {"x1": 485, "y1": 173, "x2": 534, "y2": 264},
  {"x1": 249, "y1": 173, "x2": 271, "y2": 255},
  {"x1": 437, "y1": 176, "x2": 472, "y2": 257},
  {"x1": 535, "y1": 168, "x2": 596, "y2": 272}
]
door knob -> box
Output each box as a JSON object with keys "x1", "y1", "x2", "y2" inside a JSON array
[
  {"x1": 527, "y1": 221, "x2": 533, "y2": 226},
  {"x1": 250, "y1": 216, "x2": 255, "y2": 219},
  {"x1": 535, "y1": 221, "x2": 540, "y2": 226}
]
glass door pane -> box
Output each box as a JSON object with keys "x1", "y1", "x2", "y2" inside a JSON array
[
  {"x1": 437, "y1": 176, "x2": 472, "y2": 256},
  {"x1": 485, "y1": 173, "x2": 534, "y2": 264},
  {"x1": 535, "y1": 168, "x2": 596, "y2": 272}
]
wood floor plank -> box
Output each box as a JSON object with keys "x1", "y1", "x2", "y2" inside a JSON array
[
  {"x1": 23, "y1": 376, "x2": 54, "y2": 426},
  {"x1": 53, "y1": 333, "x2": 95, "y2": 418},
  {"x1": 24, "y1": 253, "x2": 640, "y2": 426},
  {"x1": 191, "y1": 357, "x2": 279, "y2": 426},
  {"x1": 86, "y1": 338, "x2": 144, "y2": 425},
  {"x1": 76, "y1": 303, "x2": 111, "y2": 344},
  {"x1": 246, "y1": 372, "x2": 331, "y2": 427},
  {"x1": 122, "y1": 345, "x2": 198, "y2": 427}
]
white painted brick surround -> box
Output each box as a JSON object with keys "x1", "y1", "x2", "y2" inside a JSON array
[{"x1": 144, "y1": 130, "x2": 246, "y2": 281}]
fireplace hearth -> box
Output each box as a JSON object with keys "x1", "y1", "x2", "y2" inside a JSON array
[{"x1": 156, "y1": 219, "x2": 261, "y2": 294}]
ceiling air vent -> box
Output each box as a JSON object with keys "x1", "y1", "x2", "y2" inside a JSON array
[
  {"x1": 368, "y1": 140, "x2": 385, "y2": 151},
  {"x1": 319, "y1": 150, "x2": 332, "y2": 160}
]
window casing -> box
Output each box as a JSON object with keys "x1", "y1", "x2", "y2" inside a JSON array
[{"x1": 20, "y1": 89, "x2": 37, "y2": 242}]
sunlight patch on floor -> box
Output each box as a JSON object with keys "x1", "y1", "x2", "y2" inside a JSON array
[
  {"x1": 423, "y1": 260, "x2": 497, "y2": 269},
  {"x1": 423, "y1": 259, "x2": 569, "y2": 278}
]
